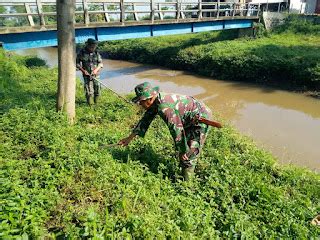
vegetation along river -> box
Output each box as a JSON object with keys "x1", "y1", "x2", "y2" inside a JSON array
[{"x1": 16, "y1": 47, "x2": 320, "y2": 172}]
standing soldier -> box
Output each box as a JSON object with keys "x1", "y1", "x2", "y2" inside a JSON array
[
  {"x1": 119, "y1": 82, "x2": 221, "y2": 181},
  {"x1": 76, "y1": 38, "x2": 103, "y2": 105}
]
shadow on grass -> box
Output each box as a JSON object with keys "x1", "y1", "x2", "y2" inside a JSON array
[{"x1": 109, "y1": 144, "x2": 179, "y2": 180}]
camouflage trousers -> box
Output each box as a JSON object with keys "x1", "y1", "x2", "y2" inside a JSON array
[
  {"x1": 83, "y1": 76, "x2": 101, "y2": 98},
  {"x1": 180, "y1": 107, "x2": 212, "y2": 180},
  {"x1": 180, "y1": 123, "x2": 210, "y2": 167}
]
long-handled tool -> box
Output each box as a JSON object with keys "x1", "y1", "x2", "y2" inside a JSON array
[
  {"x1": 90, "y1": 75, "x2": 133, "y2": 105},
  {"x1": 79, "y1": 67, "x2": 133, "y2": 105},
  {"x1": 99, "y1": 143, "x2": 120, "y2": 149}
]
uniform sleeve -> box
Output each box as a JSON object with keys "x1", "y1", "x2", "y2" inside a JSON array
[
  {"x1": 162, "y1": 109, "x2": 189, "y2": 154},
  {"x1": 132, "y1": 108, "x2": 157, "y2": 137},
  {"x1": 97, "y1": 52, "x2": 103, "y2": 69}
]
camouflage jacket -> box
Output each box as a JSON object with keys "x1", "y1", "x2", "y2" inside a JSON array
[
  {"x1": 76, "y1": 48, "x2": 103, "y2": 74},
  {"x1": 133, "y1": 92, "x2": 210, "y2": 154}
]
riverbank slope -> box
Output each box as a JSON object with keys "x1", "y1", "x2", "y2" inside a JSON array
[{"x1": 0, "y1": 51, "x2": 319, "y2": 238}]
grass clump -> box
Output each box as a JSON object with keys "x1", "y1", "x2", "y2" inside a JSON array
[
  {"x1": 102, "y1": 30, "x2": 239, "y2": 68},
  {"x1": 0, "y1": 50, "x2": 319, "y2": 238},
  {"x1": 274, "y1": 14, "x2": 320, "y2": 35}
]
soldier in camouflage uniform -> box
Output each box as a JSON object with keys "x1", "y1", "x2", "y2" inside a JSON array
[
  {"x1": 76, "y1": 38, "x2": 103, "y2": 105},
  {"x1": 118, "y1": 82, "x2": 212, "y2": 181}
]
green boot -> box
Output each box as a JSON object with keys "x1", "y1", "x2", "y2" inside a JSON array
[
  {"x1": 94, "y1": 95, "x2": 99, "y2": 105},
  {"x1": 86, "y1": 96, "x2": 93, "y2": 106},
  {"x1": 182, "y1": 166, "x2": 195, "y2": 181}
]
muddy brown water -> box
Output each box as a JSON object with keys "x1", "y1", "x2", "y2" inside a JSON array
[{"x1": 15, "y1": 47, "x2": 320, "y2": 172}]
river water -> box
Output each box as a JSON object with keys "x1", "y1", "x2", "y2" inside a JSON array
[{"x1": 15, "y1": 47, "x2": 320, "y2": 172}]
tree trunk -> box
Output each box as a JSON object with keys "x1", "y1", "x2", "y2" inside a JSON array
[{"x1": 56, "y1": 0, "x2": 76, "y2": 124}]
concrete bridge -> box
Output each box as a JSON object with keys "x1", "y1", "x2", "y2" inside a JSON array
[{"x1": 0, "y1": 0, "x2": 260, "y2": 50}]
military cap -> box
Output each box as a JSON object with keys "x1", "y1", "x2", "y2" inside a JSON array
[
  {"x1": 132, "y1": 82, "x2": 159, "y2": 103},
  {"x1": 86, "y1": 38, "x2": 98, "y2": 45}
]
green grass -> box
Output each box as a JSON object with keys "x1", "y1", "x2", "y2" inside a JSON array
[
  {"x1": 273, "y1": 14, "x2": 320, "y2": 35},
  {"x1": 0, "y1": 50, "x2": 319, "y2": 238},
  {"x1": 101, "y1": 16, "x2": 320, "y2": 90}
]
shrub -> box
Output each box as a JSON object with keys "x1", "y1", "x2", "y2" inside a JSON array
[{"x1": 25, "y1": 56, "x2": 47, "y2": 68}]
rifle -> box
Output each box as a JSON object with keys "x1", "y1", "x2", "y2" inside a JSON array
[
  {"x1": 78, "y1": 66, "x2": 133, "y2": 105},
  {"x1": 198, "y1": 116, "x2": 222, "y2": 128}
]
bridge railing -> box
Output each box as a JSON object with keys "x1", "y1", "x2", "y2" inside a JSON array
[{"x1": 0, "y1": 0, "x2": 261, "y2": 28}]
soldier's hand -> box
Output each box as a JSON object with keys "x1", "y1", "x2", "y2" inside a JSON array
[
  {"x1": 82, "y1": 70, "x2": 90, "y2": 76},
  {"x1": 92, "y1": 68, "x2": 99, "y2": 76},
  {"x1": 179, "y1": 153, "x2": 189, "y2": 161}
]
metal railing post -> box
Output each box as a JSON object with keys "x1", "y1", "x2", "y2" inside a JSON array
[
  {"x1": 133, "y1": 3, "x2": 139, "y2": 21},
  {"x1": 36, "y1": 0, "x2": 45, "y2": 26},
  {"x1": 120, "y1": 0, "x2": 125, "y2": 23},
  {"x1": 25, "y1": 3, "x2": 35, "y2": 26},
  {"x1": 232, "y1": 3, "x2": 236, "y2": 17},
  {"x1": 176, "y1": 0, "x2": 180, "y2": 20},
  {"x1": 103, "y1": 3, "x2": 110, "y2": 22},
  {"x1": 159, "y1": 3, "x2": 163, "y2": 20},
  {"x1": 198, "y1": 0, "x2": 202, "y2": 19},
  {"x1": 83, "y1": 0, "x2": 90, "y2": 25},
  {"x1": 150, "y1": 0, "x2": 154, "y2": 22},
  {"x1": 242, "y1": 3, "x2": 244, "y2": 16}
]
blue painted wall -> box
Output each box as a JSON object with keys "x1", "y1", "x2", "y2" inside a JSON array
[
  {"x1": 224, "y1": 19, "x2": 252, "y2": 29},
  {"x1": 98, "y1": 26, "x2": 151, "y2": 41},
  {"x1": 0, "y1": 31, "x2": 58, "y2": 50},
  {"x1": 0, "y1": 19, "x2": 253, "y2": 50},
  {"x1": 152, "y1": 23, "x2": 191, "y2": 36},
  {"x1": 193, "y1": 21, "x2": 224, "y2": 32}
]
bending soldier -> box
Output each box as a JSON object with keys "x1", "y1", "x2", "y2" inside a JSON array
[
  {"x1": 118, "y1": 82, "x2": 213, "y2": 181},
  {"x1": 76, "y1": 38, "x2": 103, "y2": 105}
]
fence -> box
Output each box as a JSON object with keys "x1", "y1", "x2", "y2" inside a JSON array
[{"x1": 0, "y1": 0, "x2": 261, "y2": 27}]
